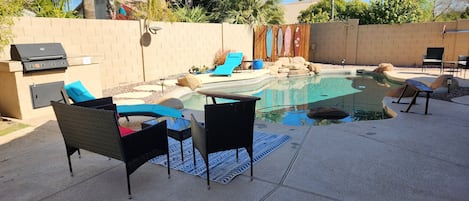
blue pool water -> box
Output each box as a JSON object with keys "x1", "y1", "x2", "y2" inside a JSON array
[{"x1": 181, "y1": 73, "x2": 400, "y2": 126}]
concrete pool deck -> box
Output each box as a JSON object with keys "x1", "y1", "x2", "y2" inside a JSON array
[{"x1": 1, "y1": 65, "x2": 469, "y2": 200}]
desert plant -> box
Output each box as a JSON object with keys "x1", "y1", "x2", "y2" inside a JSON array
[
  {"x1": 213, "y1": 49, "x2": 233, "y2": 66},
  {"x1": 189, "y1": 65, "x2": 210, "y2": 74}
]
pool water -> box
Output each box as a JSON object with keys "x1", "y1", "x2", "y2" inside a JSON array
[{"x1": 181, "y1": 73, "x2": 400, "y2": 126}]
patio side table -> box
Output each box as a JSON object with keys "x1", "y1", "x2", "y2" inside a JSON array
[{"x1": 142, "y1": 117, "x2": 191, "y2": 161}]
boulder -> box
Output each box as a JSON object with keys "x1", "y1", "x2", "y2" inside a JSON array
[
  {"x1": 430, "y1": 75, "x2": 458, "y2": 90},
  {"x1": 278, "y1": 67, "x2": 290, "y2": 73},
  {"x1": 288, "y1": 69, "x2": 310, "y2": 76},
  {"x1": 386, "y1": 86, "x2": 416, "y2": 98},
  {"x1": 277, "y1": 57, "x2": 291, "y2": 65},
  {"x1": 177, "y1": 74, "x2": 201, "y2": 90},
  {"x1": 373, "y1": 63, "x2": 394, "y2": 73},
  {"x1": 308, "y1": 63, "x2": 321, "y2": 74},
  {"x1": 292, "y1": 56, "x2": 306, "y2": 64},
  {"x1": 307, "y1": 107, "x2": 349, "y2": 120},
  {"x1": 283, "y1": 63, "x2": 304, "y2": 70}
]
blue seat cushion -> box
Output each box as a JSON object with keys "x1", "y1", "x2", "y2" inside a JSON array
[{"x1": 64, "y1": 81, "x2": 96, "y2": 102}]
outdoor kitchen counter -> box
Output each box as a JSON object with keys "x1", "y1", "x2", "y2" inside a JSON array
[{"x1": 0, "y1": 56, "x2": 102, "y2": 120}]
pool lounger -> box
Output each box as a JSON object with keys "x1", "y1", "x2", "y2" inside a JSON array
[{"x1": 63, "y1": 80, "x2": 183, "y2": 118}]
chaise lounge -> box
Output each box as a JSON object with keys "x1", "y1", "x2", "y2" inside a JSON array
[
  {"x1": 62, "y1": 80, "x2": 183, "y2": 119},
  {"x1": 212, "y1": 52, "x2": 243, "y2": 76}
]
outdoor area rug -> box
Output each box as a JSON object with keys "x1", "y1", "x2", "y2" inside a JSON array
[{"x1": 149, "y1": 132, "x2": 291, "y2": 184}]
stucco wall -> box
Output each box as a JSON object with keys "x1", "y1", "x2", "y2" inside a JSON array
[
  {"x1": 1, "y1": 17, "x2": 253, "y2": 90},
  {"x1": 2, "y1": 17, "x2": 468, "y2": 89},
  {"x1": 310, "y1": 19, "x2": 469, "y2": 66},
  {"x1": 0, "y1": 17, "x2": 143, "y2": 90}
]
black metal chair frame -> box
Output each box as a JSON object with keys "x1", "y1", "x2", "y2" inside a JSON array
[
  {"x1": 51, "y1": 101, "x2": 170, "y2": 199},
  {"x1": 457, "y1": 55, "x2": 468, "y2": 78}
]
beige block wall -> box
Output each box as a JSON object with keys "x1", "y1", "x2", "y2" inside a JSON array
[
  {"x1": 0, "y1": 17, "x2": 143, "y2": 90},
  {"x1": 310, "y1": 19, "x2": 469, "y2": 66},
  {"x1": 310, "y1": 21, "x2": 348, "y2": 64},
  {"x1": 222, "y1": 23, "x2": 254, "y2": 61},
  {"x1": 142, "y1": 21, "x2": 223, "y2": 81},
  {"x1": 1, "y1": 17, "x2": 254, "y2": 90}
]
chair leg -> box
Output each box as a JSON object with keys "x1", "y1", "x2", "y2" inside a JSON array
[
  {"x1": 236, "y1": 149, "x2": 239, "y2": 163},
  {"x1": 250, "y1": 156, "x2": 253, "y2": 181},
  {"x1": 247, "y1": 146, "x2": 254, "y2": 181},
  {"x1": 66, "y1": 154, "x2": 74, "y2": 177},
  {"x1": 205, "y1": 155, "x2": 210, "y2": 190},
  {"x1": 180, "y1": 141, "x2": 184, "y2": 161},
  {"x1": 126, "y1": 173, "x2": 132, "y2": 199},
  {"x1": 192, "y1": 144, "x2": 196, "y2": 167},
  {"x1": 166, "y1": 153, "x2": 171, "y2": 179},
  {"x1": 77, "y1": 149, "x2": 81, "y2": 158}
]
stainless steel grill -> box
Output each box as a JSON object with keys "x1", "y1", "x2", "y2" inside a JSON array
[{"x1": 10, "y1": 43, "x2": 68, "y2": 73}]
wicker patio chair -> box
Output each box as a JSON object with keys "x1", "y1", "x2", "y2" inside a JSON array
[
  {"x1": 190, "y1": 91, "x2": 260, "y2": 189},
  {"x1": 51, "y1": 101, "x2": 170, "y2": 199}
]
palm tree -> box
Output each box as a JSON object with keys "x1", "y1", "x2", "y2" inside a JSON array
[
  {"x1": 223, "y1": 0, "x2": 284, "y2": 25},
  {"x1": 173, "y1": 5, "x2": 210, "y2": 22},
  {"x1": 83, "y1": 0, "x2": 96, "y2": 18}
]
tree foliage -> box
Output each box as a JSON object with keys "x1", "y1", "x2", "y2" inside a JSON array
[
  {"x1": 298, "y1": 0, "x2": 346, "y2": 23},
  {"x1": 223, "y1": 0, "x2": 284, "y2": 25},
  {"x1": 171, "y1": 0, "x2": 284, "y2": 25},
  {"x1": 367, "y1": 0, "x2": 422, "y2": 24},
  {"x1": 173, "y1": 6, "x2": 210, "y2": 23},
  {"x1": 0, "y1": 0, "x2": 23, "y2": 52},
  {"x1": 422, "y1": 0, "x2": 469, "y2": 22},
  {"x1": 343, "y1": 0, "x2": 369, "y2": 22},
  {"x1": 134, "y1": 0, "x2": 177, "y2": 21},
  {"x1": 298, "y1": 0, "x2": 427, "y2": 24},
  {"x1": 25, "y1": 0, "x2": 77, "y2": 18}
]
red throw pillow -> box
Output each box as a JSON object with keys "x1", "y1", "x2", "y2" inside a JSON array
[{"x1": 119, "y1": 126, "x2": 135, "y2": 137}]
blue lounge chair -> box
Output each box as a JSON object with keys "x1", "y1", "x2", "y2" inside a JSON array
[
  {"x1": 63, "y1": 81, "x2": 183, "y2": 118},
  {"x1": 212, "y1": 52, "x2": 243, "y2": 76}
]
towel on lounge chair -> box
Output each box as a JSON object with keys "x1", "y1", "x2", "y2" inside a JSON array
[
  {"x1": 212, "y1": 52, "x2": 243, "y2": 76},
  {"x1": 64, "y1": 81, "x2": 183, "y2": 118}
]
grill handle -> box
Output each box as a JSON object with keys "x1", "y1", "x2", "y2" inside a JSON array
[{"x1": 27, "y1": 55, "x2": 65, "y2": 61}]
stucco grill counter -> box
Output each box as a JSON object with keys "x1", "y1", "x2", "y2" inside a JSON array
[{"x1": 0, "y1": 44, "x2": 102, "y2": 120}]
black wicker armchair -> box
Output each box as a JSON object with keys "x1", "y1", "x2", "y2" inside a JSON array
[
  {"x1": 422, "y1": 47, "x2": 444, "y2": 72},
  {"x1": 190, "y1": 90, "x2": 260, "y2": 189},
  {"x1": 51, "y1": 102, "x2": 170, "y2": 199}
]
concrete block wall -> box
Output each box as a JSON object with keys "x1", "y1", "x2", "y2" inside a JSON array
[
  {"x1": 1, "y1": 17, "x2": 254, "y2": 90},
  {"x1": 310, "y1": 19, "x2": 469, "y2": 66},
  {"x1": 0, "y1": 17, "x2": 143, "y2": 90},
  {"x1": 222, "y1": 23, "x2": 254, "y2": 60},
  {"x1": 310, "y1": 21, "x2": 348, "y2": 64},
  {"x1": 142, "y1": 21, "x2": 223, "y2": 81}
]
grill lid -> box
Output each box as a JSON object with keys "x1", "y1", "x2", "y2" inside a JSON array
[
  {"x1": 10, "y1": 43, "x2": 68, "y2": 72},
  {"x1": 11, "y1": 43, "x2": 67, "y2": 61}
]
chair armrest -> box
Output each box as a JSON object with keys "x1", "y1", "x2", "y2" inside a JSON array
[
  {"x1": 73, "y1": 97, "x2": 114, "y2": 109},
  {"x1": 190, "y1": 114, "x2": 207, "y2": 152},
  {"x1": 121, "y1": 120, "x2": 168, "y2": 161}
]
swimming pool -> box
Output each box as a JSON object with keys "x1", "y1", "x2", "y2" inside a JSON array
[{"x1": 181, "y1": 72, "x2": 400, "y2": 126}]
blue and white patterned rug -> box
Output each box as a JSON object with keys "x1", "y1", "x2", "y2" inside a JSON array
[{"x1": 149, "y1": 132, "x2": 291, "y2": 184}]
